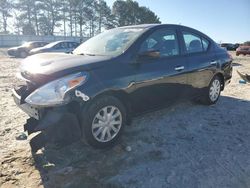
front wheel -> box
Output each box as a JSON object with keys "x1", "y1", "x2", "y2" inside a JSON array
[
  {"x1": 19, "y1": 51, "x2": 28, "y2": 58},
  {"x1": 201, "y1": 76, "x2": 222, "y2": 105},
  {"x1": 80, "y1": 96, "x2": 126, "y2": 148}
]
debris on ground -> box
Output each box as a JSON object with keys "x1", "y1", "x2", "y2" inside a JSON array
[
  {"x1": 239, "y1": 80, "x2": 247, "y2": 84},
  {"x1": 15, "y1": 132, "x2": 27, "y2": 140},
  {"x1": 125, "y1": 146, "x2": 132, "y2": 152}
]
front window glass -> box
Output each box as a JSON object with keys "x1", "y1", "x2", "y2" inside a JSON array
[
  {"x1": 60, "y1": 42, "x2": 67, "y2": 48},
  {"x1": 73, "y1": 28, "x2": 145, "y2": 56},
  {"x1": 68, "y1": 42, "x2": 74, "y2": 48},
  {"x1": 139, "y1": 28, "x2": 179, "y2": 57}
]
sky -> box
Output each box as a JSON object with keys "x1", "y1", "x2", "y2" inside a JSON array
[{"x1": 106, "y1": 0, "x2": 250, "y2": 43}]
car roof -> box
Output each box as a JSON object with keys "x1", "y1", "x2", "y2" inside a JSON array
[
  {"x1": 120, "y1": 24, "x2": 214, "y2": 41},
  {"x1": 26, "y1": 41, "x2": 48, "y2": 44},
  {"x1": 53, "y1": 40, "x2": 78, "y2": 43},
  {"x1": 43, "y1": 40, "x2": 79, "y2": 48},
  {"x1": 119, "y1": 24, "x2": 161, "y2": 29},
  {"x1": 120, "y1": 24, "x2": 197, "y2": 30}
]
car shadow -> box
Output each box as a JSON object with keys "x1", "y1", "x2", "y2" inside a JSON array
[{"x1": 31, "y1": 95, "x2": 250, "y2": 188}]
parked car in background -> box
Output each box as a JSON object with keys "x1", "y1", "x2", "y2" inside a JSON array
[
  {"x1": 7, "y1": 41, "x2": 48, "y2": 58},
  {"x1": 29, "y1": 41, "x2": 80, "y2": 55},
  {"x1": 220, "y1": 43, "x2": 237, "y2": 51},
  {"x1": 234, "y1": 43, "x2": 240, "y2": 49},
  {"x1": 13, "y1": 24, "x2": 232, "y2": 150},
  {"x1": 236, "y1": 45, "x2": 250, "y2": 56}
]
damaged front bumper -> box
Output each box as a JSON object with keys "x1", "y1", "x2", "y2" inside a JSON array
[
  {"x1": 12, "y1": 87, "x2": 83, "y2": 152},
  {"x1": 13, "y1": 88, "x2": 41, "y2": 120},
  {"x1": 12, "y1": 86, "x2": 79, "y2": 134}
]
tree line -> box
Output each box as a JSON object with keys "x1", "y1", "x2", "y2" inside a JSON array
[{"x1": 0, "y1": 0, "x2": 161, "y2": 37}]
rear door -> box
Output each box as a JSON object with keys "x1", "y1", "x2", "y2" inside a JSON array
[
  {"x1": 180, "y1": 30, "x2": 217, "y2": 96},
  {"x1": 131, "y1": 27, "x2": 188, "y2": 112}
]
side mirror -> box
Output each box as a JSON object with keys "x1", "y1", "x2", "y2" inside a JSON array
[{"x1": 138, "y1": 50, "x2": 160, "y2": 58}]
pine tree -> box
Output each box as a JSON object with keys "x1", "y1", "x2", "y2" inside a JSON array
[
  {"x1": 112, "y1": 0, "x2": 161, "y2": 26},
  {"x1": 0, "y1": 0, "x2": 13, "y2": 34}
]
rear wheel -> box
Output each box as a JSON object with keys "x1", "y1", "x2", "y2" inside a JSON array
[
  {"x1": 201, "y1": 76, "x2": 222, "y2": 105},
  {"x1": 80, "y1": 96, "x2": 126, "y2": 148}
]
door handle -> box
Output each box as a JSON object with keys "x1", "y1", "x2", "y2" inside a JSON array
[
  {"x1": 210, "y1": 61, "x2": 217, "y2": 65},
  {"x1": 175, "y1": 66, "x2": 184, "y2": 71}
]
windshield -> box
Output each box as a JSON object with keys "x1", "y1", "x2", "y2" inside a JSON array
[
  {"x1": 43, "y1": 41, "x2": 60, "y2": 48},
  {"x1": 21, "y1": 42, "x2": 33, "y2": 47},
  {"x1": 73, "y1": 28, "x2": 145, "y2": 56}
]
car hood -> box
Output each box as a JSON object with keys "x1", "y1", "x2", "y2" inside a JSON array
[
  {"x1": 8, "y1": 46, "x2": 22, "y2": 51},
  {"x1": 20, "y1": 53, "x2": 112, "y2": 78}
]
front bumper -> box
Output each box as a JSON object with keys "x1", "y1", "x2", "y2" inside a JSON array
[
  {"x1": 12, "y1": 87, "x2": 82, "y2": 152},
  {"x1": 7, "y1": 50, "x2": 18, "y2": 57},
  {"x1": 12, "y1": 86, "x2": 82, "y2": 133},
  {"x1": 12, "y1": 88, "x2": 41, "y2": 120}
]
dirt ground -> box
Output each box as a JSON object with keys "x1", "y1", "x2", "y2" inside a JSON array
[{"x1": 0, "y1": 49, "x2": 250, "y2": 188}]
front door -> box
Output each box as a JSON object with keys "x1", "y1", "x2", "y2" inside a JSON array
[{"x1": 130, "y1": 28, "x2": 188, "y2": 113}]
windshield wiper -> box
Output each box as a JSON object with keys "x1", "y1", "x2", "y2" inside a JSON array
[
  {"x1": 77, "y1": 53, "x2": 85, "y2": 55},
  {"x1": 85, "y1": 53, "x2": 96, "y2": 56},
  {"x1": 75, "y1": 53, "x2": 96, "y2": 56}
]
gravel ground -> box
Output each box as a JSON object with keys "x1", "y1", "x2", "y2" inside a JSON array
[{"x1": 0, "y1": 49, "x2": 250, "y2": 188}]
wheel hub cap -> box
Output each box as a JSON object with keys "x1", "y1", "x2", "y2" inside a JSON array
[
  {"x1": 92, "y1": 106, "x2": 122, "y2": 142},
  {"x1": 209, "y1": 79, "x2": 220, "y2": 102}
]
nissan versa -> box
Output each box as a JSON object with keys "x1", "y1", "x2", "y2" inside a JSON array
[{"x1": 12, "y1": 24, "x2": 232, "y2": 150}]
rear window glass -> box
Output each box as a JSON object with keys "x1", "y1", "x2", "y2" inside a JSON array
[{"x1": 182, "y1": 31, "x2": 210, "y2": 53}]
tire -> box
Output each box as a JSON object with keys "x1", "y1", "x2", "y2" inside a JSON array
[
  {"x1": 201, "y1": 75, "x2": 222, "y2": 105},
  {"x1": 19, "y1": 51, "x2": 28, "y2": 58},
  {"x1": 80, "y1": 95, "x2": 126, "y2": 148}
]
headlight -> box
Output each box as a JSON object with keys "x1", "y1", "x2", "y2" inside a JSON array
[{"x1": 25, "y1": 72, "x2": 88, "y2": 107}]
